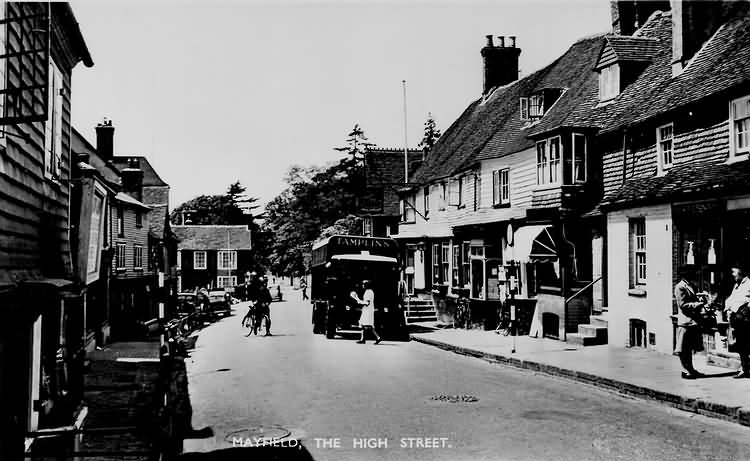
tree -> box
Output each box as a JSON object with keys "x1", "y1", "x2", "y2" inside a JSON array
[
  {"x1": 418, "y1": 112, "x2": 442, "y2": 154},
  {"x1": 262, "y1": 125, "x2": 375, "y2": 275},
  {"x1": 227, "y1": 180, "x2": 261, "y2": 218}
]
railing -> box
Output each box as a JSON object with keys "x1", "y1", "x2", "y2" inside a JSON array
[{"x1": 564, "y1": 276, "x2": 602, "y2": 305}]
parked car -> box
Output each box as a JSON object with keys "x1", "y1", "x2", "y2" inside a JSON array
[
  {"x1": 177, "y1": 292, "x2": 198, "y2": 313},
  {"x1": 206, "y1": 290, "x2": 233, "y2": 319}
]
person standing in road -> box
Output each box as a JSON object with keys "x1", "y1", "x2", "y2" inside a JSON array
[
  {"x1": 725, "y1": 263, "x2": 750, "y2": 379},
  {"x1": 674, "y1": 272, "x2": 707, "y2": 379},
  {"x1": 300, "y1": 277, "x2": 309, "y2": 301},
  {"x1": 357, "y1": 280, "x2": 381, "y2": 345}
]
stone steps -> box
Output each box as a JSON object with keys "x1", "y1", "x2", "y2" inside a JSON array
[
  {"x1": 404, "y1": 298, "x2": 438, "y2": 323},
  {"x1": 567, "y1": 320, "x2": 608, "y2": 346}
]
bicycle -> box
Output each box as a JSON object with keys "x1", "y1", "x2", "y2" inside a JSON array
[{"x1": 454, "y1": 295, "x2": 471, "y2": 330}]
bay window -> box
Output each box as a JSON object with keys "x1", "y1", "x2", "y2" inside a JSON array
[
  {"x1": 537, "y1": 137, "x2": 561, "y2": 185},
  {"x1": 573, "y1": 133, "x2": 587, "y2": 182}
]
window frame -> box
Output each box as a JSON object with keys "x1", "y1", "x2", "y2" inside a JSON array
[
  {"x1": 730, "y1": 94, "x2": 750, "y2": 160},
  {"x1": 194, "y1": 251, "x2": 207, "y2": 270},
  {"x1": 217, "y1": 276, "x2": 237, "y2": 289},
  {"x1": 135, "y1": 210, "x2": 143, "y2": 228},
  {"x1": 441, "y1": 242, "x2": 450, "y2": 284},
  {"x1": 217, "y1": 250, "x2": 238, "y2": 270},
  {"x1": 461, "y1": 242, "x2": 471, "y2": 288},
  {"x1": 529, "y1": 94, "x2": 544, "y2": 118},
  {"x1": 656, "y1": 123, "x2": 674, "y2": 173},
  {"x1": 43, "y1": 59, "x2": 64, "y2": 180},
  {"x1": 400, "y1": 192, "x2": 417, "y2": 223},
  {"x1": 519, "y1": 97, "x2": 529, "y2": 121},
  {"x1": 423, "y1": 186, "x2": 430, "y2": 217},
  {"x1": 133, "y1": 245, "x2": 144, "y2": 270},
  {"x1": 451, "y1": 243, "x2": 460, "y2": 286},
  {"x1": 116, "y1": 206, "x2": 124, "y2": 237},
  {"x1": 630, "y1": 219, "x2": 647, "y2": 287},
  {"x1": 115, "y1": 242, "x2": 126, "y2": 271},
  {"x1": 362, "y1": 217, "x2": 373, "y2": 236},
  {"x1": 493, "y1": 168, "x2": 511, "y2": 206},
  {"x1": 432, "y1": 243, "x2": 441, "y2": 284},
  {"x1": 537, "y1": 137, "x2": 562, "y2": 186},
  {"x1": 572, "y1": 133, "x2": 587, "y2": 183},
  {"x1": 598, "y1": 63, "x2": 620, "y2": 101}
]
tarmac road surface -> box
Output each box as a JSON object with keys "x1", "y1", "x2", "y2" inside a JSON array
[{"x1": 181, "y1": 290, "x2": 750, "y2": 461}]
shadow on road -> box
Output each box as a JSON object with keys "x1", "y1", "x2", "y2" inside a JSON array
[{"x1": 177, "y1": 444, "x2": 316, "y2": 460}]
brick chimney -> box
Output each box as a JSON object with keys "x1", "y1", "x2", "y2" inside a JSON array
[
  {"x1": 95, "y1": 118, "x2": 114, "y2": 159},
  {"x1": 610, "y1": 1, "x2": 670, "y2": 35},
  {"x1": 671, "y1": 0, "x2": 747, "y2": 76},
  {"x1": 481, "y1": 35, "x2": 521, "y2": 95},
  {"x1": 120, "y1": 157, "x2": 144, "y2": 202}
]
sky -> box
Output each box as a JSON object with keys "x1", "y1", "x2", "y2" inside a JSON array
[{"x1": 69, "y1": 0, "x2": 611, "y2": 210}]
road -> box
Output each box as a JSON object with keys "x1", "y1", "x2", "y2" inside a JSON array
[{"x1": 181, "y1": 289, "x2": 750, "y2": 461}]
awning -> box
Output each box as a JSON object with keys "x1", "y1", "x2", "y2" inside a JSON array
[
  {"x1": 331, "y1": 254, "x2": 398, "y2": 263},
  {"x1": 511, "y1": 225, "x2": 557, "y2": 263}
]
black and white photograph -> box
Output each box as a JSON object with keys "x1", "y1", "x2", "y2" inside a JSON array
[{"x1": 2, "y1": 0, "x2": 750, "y2": 459}]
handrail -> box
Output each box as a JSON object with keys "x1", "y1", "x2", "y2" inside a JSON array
[{"x1": 565, "y1": 275, "x2": 602, "y2": 305}]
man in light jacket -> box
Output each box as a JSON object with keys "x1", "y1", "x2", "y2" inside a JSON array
[
  {"x1": 725, "y1": 263, "x2": 750, "y2": 379},
  {"x1": 674, "y1": 273, "x2": 706, "y2": 379}
]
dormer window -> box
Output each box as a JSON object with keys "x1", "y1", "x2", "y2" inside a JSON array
[
  {"x1": 519, "y1": 98, "x2": 529, "y2": 121},
  {"x1": 599, "y1": 64, "x2": 620, "y2": 101},
  {"x1": 529, "y1": 94, "x2": 544, "y2": 119}
]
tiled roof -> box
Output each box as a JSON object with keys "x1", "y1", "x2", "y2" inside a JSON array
[
  {"x1": 115, "y1": 192, "x2": 151, "y2": 210},
  {"x1": 568, "y1": 10, "x2": 750, "y2": 134},
  {"x1": 173, "y1": 225, "x2": 252, "y2": 250},
  {"x1": 111, "y1": 156, "x2": 169, "y2": 187},
  {"x1": 364, "y1": 148, "x2": 422, "y2": 216},
  {"x1": 600, "y1": 158, "x2": 750, "y2": 210},
  {"x1": 598, "y1": 36, "x2": 661, "y2": 67},
  {"x1": 410, "y1": 34, "x2": 606, "y2": 184}
]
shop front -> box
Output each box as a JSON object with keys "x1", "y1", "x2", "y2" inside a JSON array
[{"x1": 672, "y1": 197, "x2": 750, "y2": 365}]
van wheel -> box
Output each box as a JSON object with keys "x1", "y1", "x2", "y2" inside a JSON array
[{"x1": 325, "y1": 310, "x2": 336, "y2": 339}]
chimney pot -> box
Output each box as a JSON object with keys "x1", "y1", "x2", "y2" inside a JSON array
[
  {"x1": 498, "y1": 36, "x2": 505, "y2": 48},
  {"x1": 509, "y1": 36, "x2": 516, "y2": 48},
  {"x1": 95, "y1": 118, "x2": 115, "y2": 159},
  {"x1": 485, "y1": 35, "x2": 494, "y2": 47}
]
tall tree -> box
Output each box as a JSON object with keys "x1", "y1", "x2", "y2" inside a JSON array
[
  {"x1": 262, "y1": 125, "x2": 375, "y2": 275},
  {"x1": 418, "y1": 112, "x2": 442, "y2": 154}
]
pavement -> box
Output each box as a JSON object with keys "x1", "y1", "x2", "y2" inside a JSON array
[
  {"x1": 409, "y1": 327, "x2": 750, "y2": 428},
  {"x1": 180, "y1": 288, "x2": 750, "y2": 461},
  {"x1": 81, "y1": 341, "x2": 162, "y2": 459}
]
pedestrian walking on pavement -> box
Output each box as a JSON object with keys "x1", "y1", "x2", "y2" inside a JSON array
[
  {"x1": 674, "y1": 272, "x2": 707, "y2": 379},
  {"x1": 357, "y1": 280, "x2": 381, "y2": 345},
  {"x1": 300, "y1": 277, "x2": 309, "y2": 301},
  {"x1": 725, "y1": 263, "x2": 750, "y2": 379}
]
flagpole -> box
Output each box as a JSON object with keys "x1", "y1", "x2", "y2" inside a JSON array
[{"x1": 402, "y1": 80, "x2": 409, "y2": 184}]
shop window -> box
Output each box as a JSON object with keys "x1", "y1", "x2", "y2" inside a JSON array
[
  {"x1": 468, "y1": 245, "x2": 502, "y2": 300},
  {"x1": 362, "y1": 217, "x2": 372, "y2": 236},
  {"x1": 730, "y1": 94, "x2": 750, "y2": 159}
]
